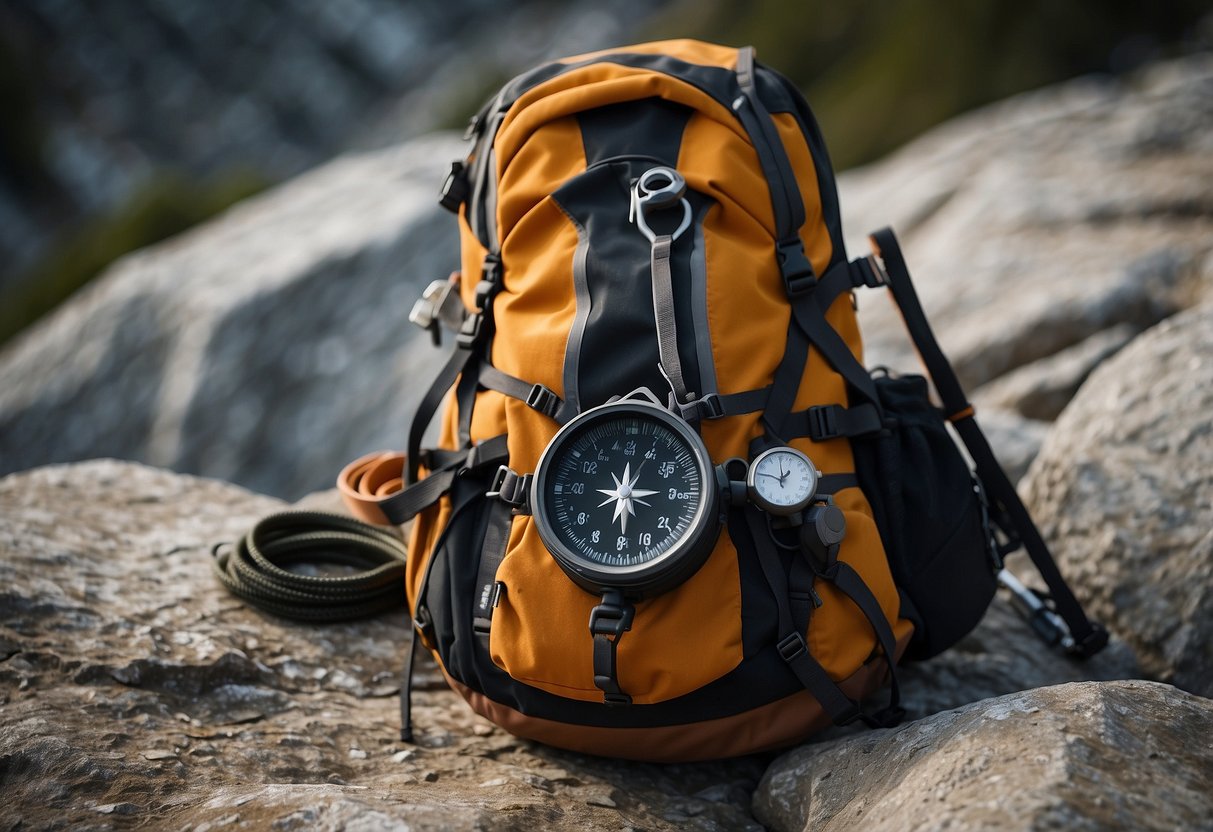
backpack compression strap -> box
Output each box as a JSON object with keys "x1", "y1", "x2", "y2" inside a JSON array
[{"x1": 863, "y1": 227, "x2": 1108, "y2": 659}]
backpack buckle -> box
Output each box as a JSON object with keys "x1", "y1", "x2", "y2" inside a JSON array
[
  {"x1": 486, "y1": 465, "x2": 531, "y2": 513},
  {"x1": 525, "y1": 383, "x2": 561, "y2": 418},
  {"x1": 438, "y1": 160, "x2": 469, "y2": 214},
  {"x1": 455, "y1": 312, "x2": 483, "y2": 349},
  {"x1": 807, "y1": 405, "x2": 840, "y2": 441},
  {"x1": 776, "y1": 632, "x2": 807, "y2": 661},
  {"x1": 777, "y1": 239, "x2": 816, "y2": 296},
  {"x1": 589, "y1": 598, "x2": 635, "y2": 639}
]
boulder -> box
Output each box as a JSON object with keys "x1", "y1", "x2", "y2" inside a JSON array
[
  {"x1": 972, "y1": 324, "x2": 1136, "y2": 421},
  {"x1": 753, "y1": 680, "x2": 1213, "y2": 832},
  {"x1": 0, "y1": 134, "x2": 465, "y2": 500},
  {"x1": 1022, "y1": 303, "x2": 1213, "y2": 697},
  {"x1": 0, "y1": 461, "x2": 767, "y2": 831},
  {"x1": 843, "y1": 55, "x2": 1213, "y2": 389}
]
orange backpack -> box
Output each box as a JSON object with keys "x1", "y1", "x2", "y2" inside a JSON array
[{"x1": 340, "y1": 39, "x2": 1106, "y2": 761}]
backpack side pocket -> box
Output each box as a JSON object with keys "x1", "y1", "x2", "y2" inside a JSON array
[{"x1": 853, "y1": 374, "x2": 999, "y2": 659}]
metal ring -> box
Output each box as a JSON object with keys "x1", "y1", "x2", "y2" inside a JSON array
[{"x1": 635, "y1": 197, "x2": 693, "y2": 244}]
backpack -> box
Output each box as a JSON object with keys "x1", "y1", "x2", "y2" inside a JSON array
[{"x1": 338, "y1": 39, "x2": 1107, "y2": 761}]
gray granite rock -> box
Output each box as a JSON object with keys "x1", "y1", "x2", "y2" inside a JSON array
[
  {"x1": 972, "y1": 323, "x2": 1136, "y2": 421},
  {"x1": 844, "y1": 55, "x2": 1213, "y2": 389},
  {"x1": 0, "y1": 460, "x2": 766, "y2": 831},
  {"x1": 964, "y1": 406, "x2": 1050, "y2": 484},
  {"x1": 1022, "y1": 303, "x2": 1213, "y2": 697},
  {"x1": 754, "y1": 680, "x2": 1213, "y2": 832},
  {"x1": 0, "y1": 134, "x2": 465, "y2": 500}
]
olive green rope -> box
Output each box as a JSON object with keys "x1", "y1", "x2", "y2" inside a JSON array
[{"x1": 212, "y1": 511, "x2": 407, "y2": 622}]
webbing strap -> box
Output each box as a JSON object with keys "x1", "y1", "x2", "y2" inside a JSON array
[
  {"x1": 354, "y1": 435, "x2": 507, "y2": 526},
  {"x1": 867, "y1": 227, "x2": 1107, "y2": 658},
  {"x1": 784, "y1": 402, "x2": 884, "y2": 442},
  {"x1": 472, "y1": 500, "x2": 513, "y2": 638},
  {"x1": 763, "y1": 259, "x2": 879, "y2": 444},
  {"x1": 478, "y1": 362, "x2": 571, "y2": 423},
  {"x1": 789, "y1": 287, "x2": 881, "y2": 410},
  {"x1": 651, "y1": 233, "x2": 692, "y2": 404},
  {"x1": 825, "y1": 560, "x2": 904, "y2": 726},
  {"x1": 407, "y1": 345, "x2": 476, "y2": 484},
  {"x1": 734, "y1": 47, "x2": 805, "y2": 247},
  {"x1": 741, "y1": 508, "x2": 861, "y2": 725}
]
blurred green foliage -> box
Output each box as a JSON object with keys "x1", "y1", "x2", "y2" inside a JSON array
[
  {"x1": 0, "y1": 172, "x2": 266, "y2": 348},
  {"x1": 648, "y1": 0, "x2": 1210, "y2": 168}
]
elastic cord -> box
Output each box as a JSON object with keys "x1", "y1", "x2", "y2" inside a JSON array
[{"x1": 212, "y1": 511, "x2": 407, "y2": 622}]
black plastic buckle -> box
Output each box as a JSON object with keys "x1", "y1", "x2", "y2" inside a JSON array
[
  {"x1": 438, "y1": 161, "x2": 469, "y2": 214},
  {"x1": 455, "y1": 312, "x2": 483, "y2": 349},
  {"x1": 777, "y1": 632, "x2": 807, "y2": 662},
  {"x1": 601, "y1": 691, "x2": 633, "y2": 707},
  {"x1": 808, "y1": 405, "x2": 840, "y2": 441},
  {"x1": 412, "y1": 606, "x2": 435, "y2": 644},
  {"x1": 777, "y1": 239, "x2": 816, "y2": 296},
  {"x1": 525, "y1": 383, "x2": 561, "y2": 418},
  {"x1": 696, "y1": 393, "x2": 724, "y2": 419},
  {"x1": 1069, "y1": 622, "x2": 1110, "y2": 660},
  {"x1": 473, "y1": 279, "x2": 498, "y2": 312},
  {"x1": 849, "y1": 254, "x2": 887, "y2": 288},
  {"x1": 589, "y1": 600, "x2": 635, "y2": 639},
  {"x1": 481, "y1": 253, "x2": 502, "y2": 286}
]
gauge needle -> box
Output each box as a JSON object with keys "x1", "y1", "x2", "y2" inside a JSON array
[{"x1": 596, "y1": 462, "x2": 658, "y2": 535}]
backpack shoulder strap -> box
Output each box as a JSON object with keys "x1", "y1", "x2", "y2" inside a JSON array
[{"x1": 864, "y1": 227, "x2": 1108, "y2": 659}]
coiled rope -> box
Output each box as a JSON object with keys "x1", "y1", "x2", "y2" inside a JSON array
[{"x1": 212, "y1": 511, "x2": 407, "y2": 622}]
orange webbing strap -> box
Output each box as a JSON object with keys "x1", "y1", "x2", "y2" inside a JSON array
[
  {"x1": 337, "y1": 435, "x2": 511, "y2": 527},
  {"x1": 338, "y1": 451, "x2": 408, "y2": 525},
  {"x1": 865, "y1": 226, "x2": 1107, "y2": 659}
]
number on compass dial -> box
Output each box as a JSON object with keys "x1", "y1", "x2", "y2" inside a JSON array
[{"x1": 544, "y1": 416, "x2": 701, "y2": 566}]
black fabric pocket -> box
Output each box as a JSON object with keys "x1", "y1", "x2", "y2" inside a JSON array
[{"x1": 853, "y1": 374, "x2": 998, "y2": 659}]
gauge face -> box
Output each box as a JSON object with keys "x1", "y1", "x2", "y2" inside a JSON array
[
  {"x1": 747, "y1": 447, "x2": 819, "y2": 516},
  {"x1": 532, "y1": 399, "x2": 719, "y2": 597}
]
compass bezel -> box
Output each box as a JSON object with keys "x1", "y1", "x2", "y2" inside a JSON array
[{"x1": 530, "y1": 398, "x2": 720, "y2": 598}]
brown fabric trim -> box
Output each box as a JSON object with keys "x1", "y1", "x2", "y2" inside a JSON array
[{"x1": 443, "y1": 629, "x2": 910, "y2": 762}]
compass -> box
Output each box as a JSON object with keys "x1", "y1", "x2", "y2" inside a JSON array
[
  {"x1": 530, "y1": 396, "x2": 721, "y2": 598},
  {"x1": 746, "y1": 446, "x2": 820, "y2": 516}
]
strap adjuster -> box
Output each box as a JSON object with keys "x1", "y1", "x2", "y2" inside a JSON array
[
  {"x1": 438, "y1": 161, "x2": 469, "y2": 213},
  {"x1": 777, "y1": 632, "x2": 807, "y2": 662},
  {"x1": 848, "y1": 254, "x2": 887, "y2": 288},
  {"x1": 486, "y1": 465, "x2": 531, "y2": 512},
  {"x1": 474, "y1": 279, "x2": 499, "y2": 312},
  {"x1": 1069, "y1": 622, "x2": 1109, "y2": 660},
  {"x1": 456, "y1": 313, "x2": 483, "y2": 349},
  {"x1": 525, "y1": 383, "x2": 561, "y2": 418},
  {"x1": 589, "y1": 600, "x2": 635, "y2": 639},
  {"x1": 777, "y1": 239, "x2": 816, "y2": 296},
  {"x1": 808, "y1": 405, "x2": 840, "y2": 441},
  {"x1": 677, "y1": 392, "x2": 723, "y2": 421}
]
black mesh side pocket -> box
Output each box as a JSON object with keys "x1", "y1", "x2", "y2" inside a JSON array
[{"x1": 853, "y1": 374, "x2": 999, "y2": 659}]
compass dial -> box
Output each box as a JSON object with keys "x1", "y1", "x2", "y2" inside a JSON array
[
  {"x1": 747, "y1": 447, "x2": 820, "y2": 516},
  {"x1": 531, "y1": 399, "x2": 720, "y2": 597}
]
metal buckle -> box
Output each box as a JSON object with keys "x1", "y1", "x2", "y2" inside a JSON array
[{"x1": 485, "y1": 464, "x2": 511, "y2": 499}]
